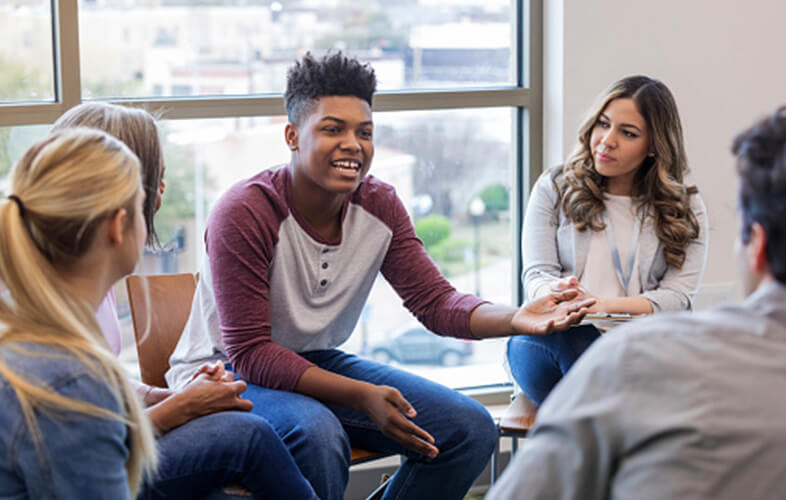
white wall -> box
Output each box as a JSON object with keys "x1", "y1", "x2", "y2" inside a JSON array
[{"x1": 543, "y1": 0, "x2": 786, "y2": 304}]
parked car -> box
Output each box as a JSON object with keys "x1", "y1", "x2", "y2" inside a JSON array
[{"x1": 369, "y1": 327, "x2": 474, "y2": 366}]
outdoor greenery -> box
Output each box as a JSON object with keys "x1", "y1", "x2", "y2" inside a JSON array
[
  {"x1": 414, "y1": 214, "x2": 451, "y2": 249},
  {"x1": 479, "y1": 183, "x2": 509, "y2": 214}
]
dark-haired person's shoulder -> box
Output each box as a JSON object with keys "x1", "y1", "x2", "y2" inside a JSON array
[{"x1": 598, "y1": 303, "x2": 759, "y2": 374}]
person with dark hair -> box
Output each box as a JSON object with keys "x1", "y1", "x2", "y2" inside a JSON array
[
  {"x1": 488, "y1": 106, "x2": 786, "y2": 500},
  {"x1": 508, "y1": 75, "x2": 709, "y2": 404},
  {"x1": 167, "y1": 52, "x2": 593, "y2": 500}
]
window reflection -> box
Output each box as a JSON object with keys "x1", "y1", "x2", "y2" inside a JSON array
[
  {"x1": 78, "y1": 0, "x2": 515, "y2": 98},
  {"x1": 0, "y1": 1, "x2": 55, "y2": 103}
]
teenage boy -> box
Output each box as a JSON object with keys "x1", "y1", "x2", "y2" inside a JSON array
[
  {"x1": 488, "y1": 106, "x2": 786, "y2": 500},
  {"x1": 168, "y1": 52, "x2": 592, "y2": 500}
]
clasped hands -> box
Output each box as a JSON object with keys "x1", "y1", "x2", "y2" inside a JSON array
[{"x1": 182, "y1": 361, "x2": 253, "y2": 417}]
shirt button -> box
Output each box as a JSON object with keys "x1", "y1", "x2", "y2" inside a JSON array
[
  {"x1": 320, "y1": 279, "x2": 327, "y2": 287},
  {"x1": 322, "y1": 262, "x2": 328, "y2": 269}
]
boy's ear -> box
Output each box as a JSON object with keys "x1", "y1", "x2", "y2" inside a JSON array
[
  {"x1": 284, "y1": 123, "x2": 299, "y2": 151},
  {"x1": 107, "y1": 208, "x2": 128, "y2": 247}
]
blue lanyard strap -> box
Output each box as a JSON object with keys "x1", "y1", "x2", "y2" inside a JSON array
[{"x1": 602, "y1": 211, "x2": 642, "y2": 293}]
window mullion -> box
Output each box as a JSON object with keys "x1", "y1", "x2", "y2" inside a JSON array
[{"x1": 54, "y1": 0, "x2": 82, "y2": 111}]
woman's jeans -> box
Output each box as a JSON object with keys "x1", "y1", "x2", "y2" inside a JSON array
[
  {"x1": 140, "y1": 411, "x2": 316, "y2": 500},
  {"x1": 236, "y1": 349, "x2": 498, "y2": 500},
  {"x1": 507, "y1": 324, "x2": 602, "y2": 405}
]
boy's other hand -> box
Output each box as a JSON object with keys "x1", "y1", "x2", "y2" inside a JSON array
[
  {"x1": 511, "y1": 289, "x2": 595, "y2": 335},
  {"x1": 360, "y1": 384, "x2": 439, "y2": 458}
]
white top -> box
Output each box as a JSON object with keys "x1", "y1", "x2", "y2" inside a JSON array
[{"x1": 580, "y1": 193, "x2": 642, "y2": 298}]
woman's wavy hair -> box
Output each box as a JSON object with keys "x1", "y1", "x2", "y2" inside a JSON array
[
  {"x1": 52, "y1": 102, "x2": 164, "y2": 247},
  {"x1": 0, "y1": 129, "x2": 157, "y2": 496},
  {"x1": 555, "y1": 75, "x2": 700, "y2": 269}
]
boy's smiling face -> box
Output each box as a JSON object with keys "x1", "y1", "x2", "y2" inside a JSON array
[{"x1": 287, "y1": 95, "x2": 374, "y2": 195}]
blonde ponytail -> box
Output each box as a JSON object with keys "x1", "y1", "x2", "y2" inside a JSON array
[{"x1": 0, "y1": 128, "x2": 157, "y2": 496}]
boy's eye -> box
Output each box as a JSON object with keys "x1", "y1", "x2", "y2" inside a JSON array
[
  {"x1": 323, "y1": 126, "x2": 340, "y2": 133},
  {"x1": 359, "y1": 129, "x2": 373, "y2": 139}
]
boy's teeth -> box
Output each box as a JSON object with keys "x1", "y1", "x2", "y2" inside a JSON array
[{"x1": 333, "y1": 160, "x2": 359, "y2": 169}]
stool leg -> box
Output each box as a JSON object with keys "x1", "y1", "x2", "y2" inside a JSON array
[
  {"x1": 490, "y1": 435, "x2": 500, "y2": 485},
  {"x1": 511, "y1": 436, "x2": 519, "y2": 455}
]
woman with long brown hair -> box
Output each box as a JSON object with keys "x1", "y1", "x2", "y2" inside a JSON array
[{"x1": 508, "y1": 76, "x2": 709, "y2": 404}]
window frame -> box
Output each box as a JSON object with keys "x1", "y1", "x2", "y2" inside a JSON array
[{"x1": 0, "y1": 0, "x2": 543, "y2": 398}]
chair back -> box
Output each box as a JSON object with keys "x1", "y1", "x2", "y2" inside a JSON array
[{"x1": 126, "y1": 273, "x2": 197, "y2": 388}]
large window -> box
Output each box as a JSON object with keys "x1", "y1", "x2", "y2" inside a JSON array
[
  {"x1": 0, "y1": 1, "x2": 55, "y2": 103},
  {"x1": 0, "y1": 0, "x2": 542, "y2": 391}
]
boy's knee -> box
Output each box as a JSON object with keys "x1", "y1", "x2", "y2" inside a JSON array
[
  {"x1": 445, "y1": 399, "x2": 497, "y2": 455},
  {"x1": 290, "y1": 409, "x2": 351, "y2": 462},
  {"x1": 468, "y1": 405, "x2": 498, "y2": 455}
]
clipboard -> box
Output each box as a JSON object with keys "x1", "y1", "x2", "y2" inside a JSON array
[{"x1": 582, "y1": 312, "x2": 640, "y2": 332}]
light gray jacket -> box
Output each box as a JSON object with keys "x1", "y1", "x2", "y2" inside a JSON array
[
  {"x1": 522, "y1": 169, "x2": 709, "y2": 311},
  {"x1": 487, "y1": 281, "x2": 786, "y2": 500}
]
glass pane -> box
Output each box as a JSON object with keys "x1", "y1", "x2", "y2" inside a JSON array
[
  {"x1": 137, "y1": 107, "x2": 515, "y2": 388},
  {"x1": 0, "y1": 1, "x2": 55, "y2": 103},
  {"x1": 78, "y1": 0, "x2": 515, "y2": 99},
  {"x1": 0, "y1": 125, "x2": 50, "y2": 194}
]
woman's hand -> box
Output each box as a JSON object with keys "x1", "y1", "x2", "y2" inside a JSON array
[
  {"x1": 358, "y1": 384, "x2": 439, "y2": 458},
  {"x1": 189, "y1": 360, "x2": 233, "y2": 383},
  {"x1": 550, "y1": 275, "x2": 590, "y2": 296},
  {"x1": 180, "y1": 373, "x2": 253, "y2": 419},
  {"x1": 511, "y1": 289, "x2": 596, "y2": 335},
  {"x1": 148, "y1": 371, "x2": 252, "y2": 434}
]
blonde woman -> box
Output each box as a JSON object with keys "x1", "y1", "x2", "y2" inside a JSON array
[
  {"x1": 0, "y1": 129, "x2": 156, "y2": 498},
  {"x1": 52, "y1": 102, "x2": 316, "y2": 500},
  {"x1": 508, "y1": 76, "x2": 709, "y2": 404}
]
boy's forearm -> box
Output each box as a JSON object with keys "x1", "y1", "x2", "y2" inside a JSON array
[
  {"x1": 295, "y1": 366, "x2": 375, "y2": 412},
  {"x1": 468, "y1": 303, "x2": 517, "y2": 339}
]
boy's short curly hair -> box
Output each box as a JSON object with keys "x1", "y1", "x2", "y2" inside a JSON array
[
  {"x1": 284, "y1": 52, "x2": 377, "y2": 125},
  {"x1": 733, "y1": 105, "x2": 786, "y2": 284}
]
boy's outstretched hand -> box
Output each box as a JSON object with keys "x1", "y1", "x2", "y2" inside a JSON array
[{"x1": 510, "y1": 289, "x2": 595, "y2": 335}]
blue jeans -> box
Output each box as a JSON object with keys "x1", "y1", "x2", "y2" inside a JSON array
[
  {"x1": 506, "y1": 324, "x2": 601, "y2": 405},
  {"x1": 140, "y1": 411, "x2": 316, "y2": 500},
  {"x1": 236, "y1": 349, "x2": 497, "y2": 500}
]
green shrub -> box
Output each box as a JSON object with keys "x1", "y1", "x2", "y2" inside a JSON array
[
  {"x1": 480, "y1": 184, "x2": 509, "y2": 213},
  {"x1": 430, "y1": 237, "x2": 472, "y2": 263},
  {"x1": 415, "y1": 215, "x2": 452, "y2": 249}
]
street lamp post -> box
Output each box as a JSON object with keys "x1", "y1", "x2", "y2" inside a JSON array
[{"x1": 469, "y1": 197, "x2": 486, "y2": 296}]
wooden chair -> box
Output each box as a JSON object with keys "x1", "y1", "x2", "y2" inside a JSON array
[
  {"x1": 126, "y1": 273, "x2": 393, "y2": 499},
  {"x1": 490, "y1": 391, "x2": 539, "y2": 484}
]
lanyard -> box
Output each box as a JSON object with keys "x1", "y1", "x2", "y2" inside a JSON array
[{"x1": 602, "y1": 211, "x2": 641, "y2": 293}]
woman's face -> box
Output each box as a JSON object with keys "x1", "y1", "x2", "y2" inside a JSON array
[{"x1": 589, "y1": 97, "x2": 651, "y2": 195}]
